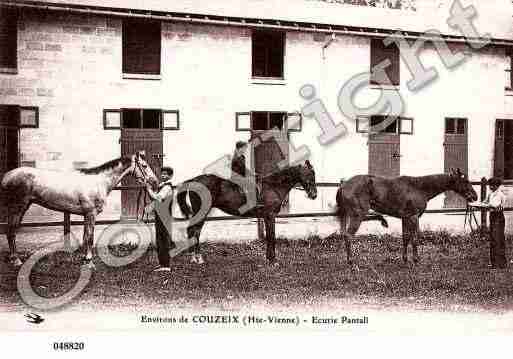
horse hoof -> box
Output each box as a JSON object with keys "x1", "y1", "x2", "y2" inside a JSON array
[
  {"x1": 350, "y1": 264, "x2": 359, "y2": 272},
  {"x1": 190, "y1": 255, "x2": 204, "y2": 265},
  {"x1": 82, "y1": 262, "x2": 96, "y2": 270}
]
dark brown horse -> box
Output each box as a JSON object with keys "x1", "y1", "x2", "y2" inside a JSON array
[
  {"x1": 336, "y1": 168, "x2": 478, "y2": 268},
  {"x1": 1, "y1": 151, "x2": 157, "y2": 269},
  {"x1": 177, "y1": 161, "x2": 317, "y2": 265}
]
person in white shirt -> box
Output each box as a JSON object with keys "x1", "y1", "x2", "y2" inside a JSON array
[
  {"x1": 485, "y1": 177, "x2": 507, "y2": 269},
  {"x1": 146, "y1": 167, "x2": 174, "y2": 272}
]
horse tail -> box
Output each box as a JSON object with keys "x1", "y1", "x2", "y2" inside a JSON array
[
  {"x1": 1, "y1": 169, "x2": 13, "y2": 190},
  {"x1": 177, "y1": 185, "x2": 192, "y2": 219},
  {"x1": 335, "y1": 186, "x2": 347, "y2": 230},
  {"x1": 377, "y1": 215, "x2": 389, "y2": 228},
  {"x1": 365, "y1": 177, "x2": 388, "y2": 227}
]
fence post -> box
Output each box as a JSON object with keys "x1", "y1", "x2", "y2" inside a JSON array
[
  {"x1": 64, "y1": 212, "x2": 71, "y2": 250},
  {"x1": 480, "y1": 177, "x2": 487, "y2": 230},
  {"x1": 257, "y1": 218, "x2": 265, "y2": 241}
]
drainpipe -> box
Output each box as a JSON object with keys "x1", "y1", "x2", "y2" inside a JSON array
[
  {"x1": 320, "y1": 33, "x2": 336, "y2": 209},
  {"x1": 322, "y1": 33, "x2": 336, "y2": 60}
]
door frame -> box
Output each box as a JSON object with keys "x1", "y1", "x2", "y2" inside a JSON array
[
  {"x1": 249, "y1": 111, "x2": 291, "y2": 213},
  {"x1": 119, "y1": 108, "x2": 165, "y2": 219},
  {"x1": 443, "y1": 116, "x2": 468, "y2": 208},
  {"x1": 0, "y1": 105, "x2": 20, "y2": 224},
  {"x1": 367, "y1": 116, "x2": 402, "y2": 177}
]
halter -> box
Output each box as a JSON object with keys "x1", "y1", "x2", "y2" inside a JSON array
[{"x1": 131, "y1": 154, "x2": 152, "y2": 184}]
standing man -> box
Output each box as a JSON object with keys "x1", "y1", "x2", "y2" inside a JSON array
[
  {"x1": 146, "y1": 166, "x2": 174, "y2": 272},
  {"x1": 484, "y1": 177, "x2": 507, "y2": 269}
]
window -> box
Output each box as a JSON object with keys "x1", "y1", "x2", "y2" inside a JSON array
[
  {"x1": 496, "y1": 119, "x2": 504, "y2": 139},
  {"x1": 445, "y1": 117, "x2": 466, "y2": 135},
  {"x1": 122, "y1": 19, "x2": 161, "y2": 75},
  {"x1": 103, "y1": 109, "x2": 179, "y2": 130},
  {"x1": 370, "y1": 38, "x2": 400, "y2": 86},
  {"x1": 0, "y1": 7, "x2": 17, "y2": 72},
  {"x1": 123, "y1": 109, "x2": 161, "y2": 129},
  {"x1": 505, "y1": 47, "x2": 512, "y2": 90},
  {"x1": 357, "y1": 116, "x2": 413, "y2": 134},
  {"x1": 0, "y1": 105, "x2": 38, "y2": 128},
  {"x1": 236, "y1": 112, "x2": 301, "y2": 132},
  {"x1": 371, "y1": 115, "x2": 398, "y2": 133},
  {"x1": 252, "y1": 30, "x2": 285, "y2": 79}
]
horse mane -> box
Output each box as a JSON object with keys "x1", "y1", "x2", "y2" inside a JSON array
[
  {"x1": 403, "y1": 173, "x2": 453, "y2": 187},
  {"x1": 264, "y1": 165, "x2": 301, "y2": 185},
  {"x1": 78, "y1": 157, "x2": 132, "y2": 174}
]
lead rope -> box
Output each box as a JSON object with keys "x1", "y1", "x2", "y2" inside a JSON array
[{"x1": 142, "y1": 189, "x2": 150, "y2": 223}]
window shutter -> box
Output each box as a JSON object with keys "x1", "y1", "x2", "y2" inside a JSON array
[
  {"x1": 287, "y1": 112, "x2": 302, "y2": 132},
  {"x1": 399, "y1": 117, "x2": 413, "y2": 134},
  {"x1": 103, "y1": 109, "x2": 121, "y2": 129},
  {"x1": 0, "y1": 8, "x2": 17, "y2": 69},
  {"x1": 236, "y1": 112, "x2": 251, "y2": 131},
  {"x1": 19, "y1": 107, "x2": 39, "y2": 128},
  {"x1": 162, "y1": 110, "x2": 180, "y2": 130},
  {"x1": 506, "y1": 47, "x2": 513, "y2": 89}
]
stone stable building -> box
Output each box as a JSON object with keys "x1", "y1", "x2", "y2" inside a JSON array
[{"x1": 1, "y1": 0, "x2": 513, "y2": 231}]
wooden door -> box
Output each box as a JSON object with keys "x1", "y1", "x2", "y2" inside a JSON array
[
  {"x1": 443, "y1": 117, "x2": 468, "y2": 208},
  {"x1": 251, "y1": 112, "x2": 289, "y2": 212},
  {"x1": 368, "y1": 116, "x2": 401, "y2": 177},
  {"x1": 494, "y1": 119, "x2": 505, "y2": 178},
  {"x1": 503, "y1": 120, "x2": 513, "y2": 180},
  {"x1": 120, "y1": 109, "x2": 163, "y2": 219},
  {"x1": 0, "y1": 105, "x2": 19, "y2": 222},
  {"x1": 368, "y1": 133, "x2": 400, "y2": 177}
]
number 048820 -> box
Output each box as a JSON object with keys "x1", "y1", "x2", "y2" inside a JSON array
[{"x1": 53, "y1": 342, "x2": 85, "y2": 351}]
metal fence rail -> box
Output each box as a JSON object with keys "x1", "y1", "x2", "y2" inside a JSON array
[{"x1": 1, "y1": 177, "x2": 510, "y2": 232}]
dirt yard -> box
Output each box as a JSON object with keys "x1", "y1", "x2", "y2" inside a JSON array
[{"x1": 1, "y1": 223, "x2": 513, "y2": 317}]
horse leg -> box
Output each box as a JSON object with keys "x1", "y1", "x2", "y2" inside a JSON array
[
  {"x1": 410, "y1": 216, "x2": 420, "y2": 264},
  {"x1": 264, "y1": 217, "x2": 277, "y2": 265},
  {"x1": 401, "y1": 219, "x2": 410, "y2": 263},
  {"x1": 345, "y1": 215, "x2": 363, "y2": 270},
  {"x1": 6, "y1": 201, "x2": 30, "y2": 267},
  {"x1": 188, "y1": 223, "x2": 205, "y2": 265},
  {"x1": 82, "y1": 213, "x2": 96, "y2": 269}
]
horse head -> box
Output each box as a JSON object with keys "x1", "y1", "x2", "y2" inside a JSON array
[
  {"x1": 130, "y1": 150, "x2": 158, "y2": 187},
  {"x1": 297, "y1": 160, "x2": 317, "y2": 200},
  {"x1": 449, "y1": 168, "x2": 478, "y2": 202}
]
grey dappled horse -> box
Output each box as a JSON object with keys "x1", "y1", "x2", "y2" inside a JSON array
[{"x1": 1, "y1": 151, "x2": 158, "y2": 269}]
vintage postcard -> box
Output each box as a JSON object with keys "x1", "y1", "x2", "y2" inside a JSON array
[{"x1": 1, "y1": 0, "x2": 513, "y2": 354}]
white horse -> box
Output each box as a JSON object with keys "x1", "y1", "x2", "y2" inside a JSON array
[{"x1": 1, "y1": 150, "x2": 158, "y2": 269}]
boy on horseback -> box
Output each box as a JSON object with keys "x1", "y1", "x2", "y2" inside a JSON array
[
  {"x1": 146, "y1": 166, "x2": 175, "y2": 272},
  {"x1": 231, "y1": 141, "x2": 263, "y2": 211}
]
